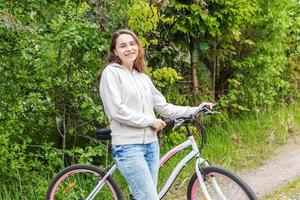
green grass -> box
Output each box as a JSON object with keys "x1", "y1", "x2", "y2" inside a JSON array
[
  {"x1": 264, "y1": 178, "x2": 300, "y2": 200},
  {"x1": 1, "y1": 103, "x2": 299, "y2": 199},
  {"x1": 0, "y1": 173, "x2": 52, "y2": 200},
  {"x1": 202, "y1": 103, "x2": 300, "y2": 171}
]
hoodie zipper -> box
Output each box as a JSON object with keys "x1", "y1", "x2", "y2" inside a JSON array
[{"x1": 130, "y1": 71, "x2": 147, "y2": 144}]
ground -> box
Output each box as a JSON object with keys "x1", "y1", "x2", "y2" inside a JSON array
[
  {"x1": 239, "y1": 134, "x2": 300, "y2": 199},
  {"x1": 166, "y1": 134, "x2": 300, "y2": 199}
]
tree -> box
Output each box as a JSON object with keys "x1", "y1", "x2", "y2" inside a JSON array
[{"x1": 0, "y1": 0, "x2": 107, "y2": 181}]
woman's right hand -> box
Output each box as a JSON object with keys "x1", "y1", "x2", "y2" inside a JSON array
[
  {"x1": 198, "y1": 102, "x2": 215, "y2": 109},
  {"x1": 151, "y1": 119, "x2": 166, "y2": 132}
]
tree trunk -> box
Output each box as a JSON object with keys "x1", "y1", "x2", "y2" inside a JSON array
[
  {"x1": 189, "y1": 36, "x2": 199, "y2": 94},
  {"x1": 212, "y1": 40, "x2": 217, "y2": 100},
  {"x1": 215, "y1": 62, "x2": 236, "y2": 99}
]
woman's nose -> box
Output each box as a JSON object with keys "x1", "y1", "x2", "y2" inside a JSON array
[{"x1": 125, "y1": 45, "x2": 133, "y2": 51}]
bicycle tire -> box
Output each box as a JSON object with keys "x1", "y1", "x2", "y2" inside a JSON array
[
  {"x1": 187, "y1": 166, "x2": 257, "y2": 200},
  {"x1": 46, "y1": 164, "x2": 123, "y2": 200}
]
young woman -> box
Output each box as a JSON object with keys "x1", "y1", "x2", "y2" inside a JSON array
[{"x1": 98, "y1": 29, "x2": 213, "y2": 200}]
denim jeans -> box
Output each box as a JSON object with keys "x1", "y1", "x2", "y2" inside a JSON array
[{"x1": 112, "y1": 141, "x2": 160, "y2": 200}]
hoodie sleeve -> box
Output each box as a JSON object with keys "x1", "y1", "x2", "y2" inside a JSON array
[
  {"x1": 144, "y1": 75, "x2": 199, "y2": 119},
  {"x1": 99, "y1": 67, "x2": 155, "y2": 128}
]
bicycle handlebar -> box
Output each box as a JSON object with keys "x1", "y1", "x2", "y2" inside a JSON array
[
  {"x1": 163, "y1": 105, "x2": 219, "y2": 152},
  {"x1": 163, "y1": 105, "x2": 219, "y2": 128},
  {"x1": 95, "y1": 105, "x2": 219, "y2": 141}
]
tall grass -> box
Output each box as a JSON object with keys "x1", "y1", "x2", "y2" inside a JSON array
[
  {"x1": 0, "y1": 173, "x2": 52, "y2": 200},
  {"x1": 215, "y1": 104, "x2": 300, "y2": 170}
]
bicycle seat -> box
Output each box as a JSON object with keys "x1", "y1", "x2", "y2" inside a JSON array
[{"x1": 96, "y1": 128, "x2": 112, "y2": 140}]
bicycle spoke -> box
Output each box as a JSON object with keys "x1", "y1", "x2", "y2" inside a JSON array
[
  {"x1": 188, "y1": 167, "x2": 256, "y2": 200},
  {"x1": 47, "y1": 165, "x2": 121, "y2": 200}
]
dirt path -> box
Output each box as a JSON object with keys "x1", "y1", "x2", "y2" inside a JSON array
[
  {"x1": 238, "y1": 134, "x2": 300, "y2": 198},
  {"x1": 169, "y1": 134, "x2": 300, "y2": 199}
]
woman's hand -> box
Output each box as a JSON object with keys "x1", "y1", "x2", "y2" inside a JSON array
[
  {"x1": 198, "y1": 102, "x2": 215, "y2": 109},
  {"x1": 151, "y1": 119, "x2": 166, "y2": 132}
]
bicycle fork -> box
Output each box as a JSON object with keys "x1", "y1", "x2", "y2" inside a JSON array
[{"x1": 195, "y1": 158, "x2": 227, "y2": 200}]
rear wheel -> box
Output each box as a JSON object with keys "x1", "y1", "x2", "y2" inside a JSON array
[
  {"x1": 187, "y1": 166, "x2": 256, "y2": 200},
  {"x1": 46, "y1": 164, "x2": 123, "y2": 200}
]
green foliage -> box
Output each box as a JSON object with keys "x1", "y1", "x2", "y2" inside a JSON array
[
  {"x1": 70, "y1": 144, "x2": 105, "y2": 164},
  {"x1": 163, "y1": 126, "x2": 198, "y2": 148},
  {"x1": 127, "y1": 0, "x2": 159, "y2": 46},
  {"x1": 219, "y1": 0, "x2": 300, "y2": 114},
  {"x1": 148, "y1": 66, "x2": 191, "y2": 105},
  {"x1": 0, "y1": 0, "x2": 108, "y2": 194},
  {"x1": 0, "y1": 0, "x2": 300, "y2": 198},
  {"x1": 148, "y1": 66, "x2": 183, "y2": 90}
]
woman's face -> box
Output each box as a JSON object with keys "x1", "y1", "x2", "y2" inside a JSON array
[{"x1": 114, "y1": 34, "x2": 139, "y2": 69}]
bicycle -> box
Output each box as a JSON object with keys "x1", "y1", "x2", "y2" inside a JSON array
[{"x1": 46, "y1": 106, "x2": 257, "y2": 200}]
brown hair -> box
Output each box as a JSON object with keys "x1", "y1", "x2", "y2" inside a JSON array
[{"x1": 96, "y1": 29, "x2": 146, "y2": 90}]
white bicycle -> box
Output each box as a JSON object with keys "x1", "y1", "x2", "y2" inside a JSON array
[{"x1": 46, "y1": 106, "x2": 257, "y2": 200}]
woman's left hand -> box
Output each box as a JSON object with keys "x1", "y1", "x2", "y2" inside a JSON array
[{"x1": 198, "y1": 102, "x2": 215, "y2": 109}]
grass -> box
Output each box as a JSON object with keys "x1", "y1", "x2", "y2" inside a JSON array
[
  {"x1": 264, "y1": 178, "x2": 300, "y2": 200},
  {"x1": 205, "y1": 103, "x2": 299, "y2": 170},
  {"x1": 1, "y1": 103, "x2": 299, "y2": 199},
  {"x1": 0, "y1": 173, "x2": 52, "y2": 200}
]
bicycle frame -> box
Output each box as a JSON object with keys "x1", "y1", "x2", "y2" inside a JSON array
[
  {"x1": 86, "y1": 164, "x2": 118, "y2": 200},
  {"x1": 50, "y1": 106, "x2": 246, "y2": 200},
  {"x1": 158, "y1": 134, "x2": 210, "y2": 199},
  {"x1": 86, "y1": 133, "x2": 224, "y2": 200}
]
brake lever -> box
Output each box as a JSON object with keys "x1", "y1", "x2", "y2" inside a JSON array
[{"x1": 204, "y1": 110, "x2": 221, "y2": 115}]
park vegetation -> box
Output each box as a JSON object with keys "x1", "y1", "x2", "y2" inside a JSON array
[{"x1": 0, "y1": 0, "x2": 299, "y2": 198}]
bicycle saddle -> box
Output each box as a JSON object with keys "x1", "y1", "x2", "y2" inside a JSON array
[{"x1": 96, "y1": 128, "x2": 112, "y2": 140}]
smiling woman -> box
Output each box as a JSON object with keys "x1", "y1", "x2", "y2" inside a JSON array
[
  {"x1": 102, "y1": 29, "x2": 146, "y2": 74},
  {"x1": 96, "y1": 29, "x2": 214, "y2": 200},
  {"x1": 113, "y1": 34, "x2": 138, "y2": 69}
]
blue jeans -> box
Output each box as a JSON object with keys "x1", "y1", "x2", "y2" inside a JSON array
[{"x1": 112, "y1": 142, "x2": 160, "y2": 200}]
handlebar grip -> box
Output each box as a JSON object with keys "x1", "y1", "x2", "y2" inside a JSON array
[{"x1": 202, "y1": 103, "x2": 217, "y2": 110}]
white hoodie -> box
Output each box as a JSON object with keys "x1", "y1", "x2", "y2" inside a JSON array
[{"x1": 99, "y1": 63, "x2": 199, "y2": 145}]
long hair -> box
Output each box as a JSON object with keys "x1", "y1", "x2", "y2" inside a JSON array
[{"x1": 96, "y1": 29, "x2": 146, "y2": 90}]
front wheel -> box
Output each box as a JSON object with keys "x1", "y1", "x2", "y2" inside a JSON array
[
  {"x1": 187, "y1": 166, "x2": 257, "y2": 200},
  {"x1": 46, "y1": 164, "x2": 123, "y2": 200}
]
